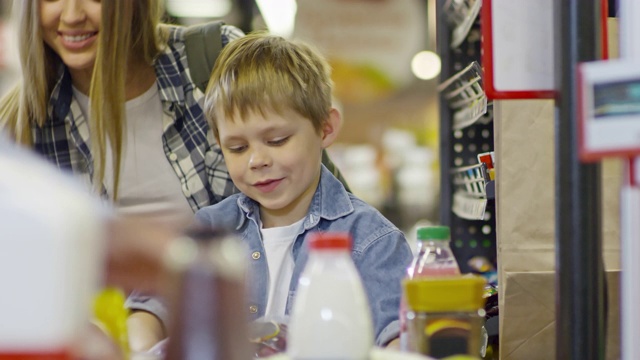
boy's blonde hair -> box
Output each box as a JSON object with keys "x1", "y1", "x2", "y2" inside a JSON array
[
  {"x1": 0, "y1": 0, "x2": 165, "y2": 198},
  {"x1": 204, "y1": 32, "x2": 333, "y2": 138}
]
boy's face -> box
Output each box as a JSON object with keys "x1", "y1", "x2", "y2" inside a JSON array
[{"x1": 216, "y1": 107, "x2": 340, "y2": 228}]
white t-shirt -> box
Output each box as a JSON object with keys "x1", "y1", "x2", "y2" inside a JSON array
[
  {"x1": 73, "y1": 83, "x2": 194, "y2": 226},
  {"x1": 261, "y1": 218, "x2": 305, "y2": 321}
]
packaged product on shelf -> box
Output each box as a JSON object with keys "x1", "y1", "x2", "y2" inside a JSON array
[{"x1": 467, "y1": 256, "x2": 498, "y2": 286}]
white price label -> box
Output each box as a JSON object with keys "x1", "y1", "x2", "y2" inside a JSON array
[{"x1": 452, "y1": 191, "x2": 488, "y2": 220}]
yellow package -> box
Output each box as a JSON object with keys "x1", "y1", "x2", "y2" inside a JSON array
[{"x1": 93, "y1": 287, "x2": 130, "y2": 358}]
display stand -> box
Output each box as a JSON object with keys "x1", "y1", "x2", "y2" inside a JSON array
[
  {"x1": 438, "y1": 0, "x2": 496, "y2": 276},
  {"x1": 437, "y1": 0, "x2": 499, "y2": 356}
]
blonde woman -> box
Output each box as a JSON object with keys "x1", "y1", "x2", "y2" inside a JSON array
[{"x1": 0, "y1": 0, "x2": 243, "y2": 352}]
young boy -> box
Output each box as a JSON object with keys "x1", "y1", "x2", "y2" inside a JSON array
[{"x1": 195, "y1": 32, "x2": 413, "y2": 346}]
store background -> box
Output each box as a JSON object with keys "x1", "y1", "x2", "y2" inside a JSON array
[
  {"x1": 0, "y1": 1, "x2": 626, "y2": 358},
  {"x1": 0, "y1": 0, "x2": 442, "y2": 240}
]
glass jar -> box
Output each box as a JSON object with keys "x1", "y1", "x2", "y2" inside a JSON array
[{"x1": 403, "y1": 275, "x2": 486, "y2": 359}]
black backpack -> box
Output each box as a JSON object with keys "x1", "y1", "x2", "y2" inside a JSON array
[
  {"x1": 184, "y1": 22, "x2": 351, "y2": 192},
  {"x1": 184, "y1": 21, "x2": 225, "y2": 94}
]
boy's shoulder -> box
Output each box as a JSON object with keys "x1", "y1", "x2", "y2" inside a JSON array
[
  {"x1": 195, "y1": 193, "x2": 245, "y2": 228},
  {"x1": 344, "y1": 194, "x2": 402, "y2": 233},
  {"x1": 317, "y1": 167, "x2": 399, "y2": 234},
  {"x1": 333, "y1": 194, "x2": 406, "y2": 254},
  {"x1": 317, "y1": 181, "x2": 405, "y2": 253}
]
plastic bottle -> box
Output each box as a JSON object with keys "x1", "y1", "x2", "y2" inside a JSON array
[
  {"x1": 0, "y1": 141, "x2": 104, "y2": 360},
  {"x1": 399, "y1": 225, "x2": 461, "y2": 350},
  {"x1": 164, "y1": 227, "x2": 250, "y2": 360},
  {"x1": 403, "y1": 275, "x2": 486, "y2": 358},
  {"x1": 288, "y1": 232, "x2": 373, "y2": 360}
]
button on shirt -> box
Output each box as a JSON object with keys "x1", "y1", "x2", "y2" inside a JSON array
[{"x1": 195, "y1": 166, "x2": 414, "y2": 346}]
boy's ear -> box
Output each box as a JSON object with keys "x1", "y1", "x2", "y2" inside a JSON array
[{"x1": 321, "y1": 108, "x2": 342, "y2": 148}]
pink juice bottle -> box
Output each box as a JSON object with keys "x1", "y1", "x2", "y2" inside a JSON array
[{"x1": 399, "y1": 226, "x2": 460, "y2": 350}]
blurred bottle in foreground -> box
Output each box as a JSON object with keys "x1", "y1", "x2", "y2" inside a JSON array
[
  {"x1": 404, "y1": 276, "x2": 487, "y2": 358},
  {"x1": 400, "y1": 226, "x2": 461, "y2": 350},
  {"x1": 164, "y1": 227, "x2": 250, "y2": 360},
  {"x1": 0, "y1": 140, "x2": 104, "y2": 360},
  {"x1": 288, "y1": 232, "x2": 373, "y2": 360}
]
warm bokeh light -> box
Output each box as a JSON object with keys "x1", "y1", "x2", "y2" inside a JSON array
[
  {"x1": 256, "y1": 0, "x2": 297, "y2": 38},
  {"x1": 411, "y1": 50, "x2": 441, "y2": 80},
  {"x1": 166, "y1": 0, "x2": 232, "y2": 18}
]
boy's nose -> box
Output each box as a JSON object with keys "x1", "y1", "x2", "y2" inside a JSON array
[
  {"x1": 61, "y1": 0, "x2": 87, "y2": 24},
  {"x1": 249, "y1": 150, "x2": 271, "y2": 170}
]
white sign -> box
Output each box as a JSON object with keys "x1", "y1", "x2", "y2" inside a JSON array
[{"x1": 578, "y1": 60, "x2": 640, "y2": 160}]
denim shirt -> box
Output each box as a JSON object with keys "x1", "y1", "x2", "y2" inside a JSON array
[{"x1": 195, "y1": 166, "x2": 413, "y2": 346}]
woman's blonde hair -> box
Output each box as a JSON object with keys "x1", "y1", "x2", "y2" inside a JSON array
[
  {"x1": 0, "y1": 0, "x2": 165, "y2": 198},
  {"x1": 204, "y1": 32, "x2": 333, "y2": 139}
]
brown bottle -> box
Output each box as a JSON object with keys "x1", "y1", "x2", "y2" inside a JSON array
[{"x1": 164, "y1": 227, "x2": 251, "y2": 360}]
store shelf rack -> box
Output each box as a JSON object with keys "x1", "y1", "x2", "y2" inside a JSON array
[
  {"x1": 438, "y1": 0, "x2": 499, "y2": 354},
  {"x1": 437, "y1": 0, "x2": 496, "y2": 276},
  {"x1": 451, "y1": 163, "x2": 494, "y2": 221}
]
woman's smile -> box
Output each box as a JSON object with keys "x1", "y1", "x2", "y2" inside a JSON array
[{"x1": 58, "y1": 31, "x2": 98, "y2": 50}]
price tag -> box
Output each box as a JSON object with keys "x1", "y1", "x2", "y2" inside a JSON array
[
  {"x1": 578, "y1": 60, "x2": 640, "y2": 161},
  {"x1": 453, "y1": 191, "x2": 488, "y2": 220}
]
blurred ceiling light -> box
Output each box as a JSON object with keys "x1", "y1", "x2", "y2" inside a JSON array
[
  {"x1": 166, "y1": 0, "x2": 232, "y2": 18},
  {"x1": 256, "y1": 0, "x2": 297, "y2": 38},
  {"x1": 411, "y1": 50, "x2": 441, "y2": 80}
]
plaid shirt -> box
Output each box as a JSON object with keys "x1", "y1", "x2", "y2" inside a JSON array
[{"x1": 33, "y1": 25, "x2": 243, "y2": 212}]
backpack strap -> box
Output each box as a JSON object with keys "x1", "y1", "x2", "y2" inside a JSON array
[
  {"x1": 322, "y1": 149, "x2": 352, "y2": 193},
  {"x1": 184, "y1": 21, "x2": 225, "y2": 93}
]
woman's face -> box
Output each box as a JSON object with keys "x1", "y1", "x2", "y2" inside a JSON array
[{"x1": 39, "y1": 0, "x2": 102, "y2": 73}]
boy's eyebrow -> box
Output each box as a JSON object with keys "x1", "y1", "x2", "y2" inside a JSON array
[
  {"x1": 219, "y1": 134, "x2": 246, "y2": 143},
  {"x1": 219, "y1": 124, "x2": 289, "y2": 143}
]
